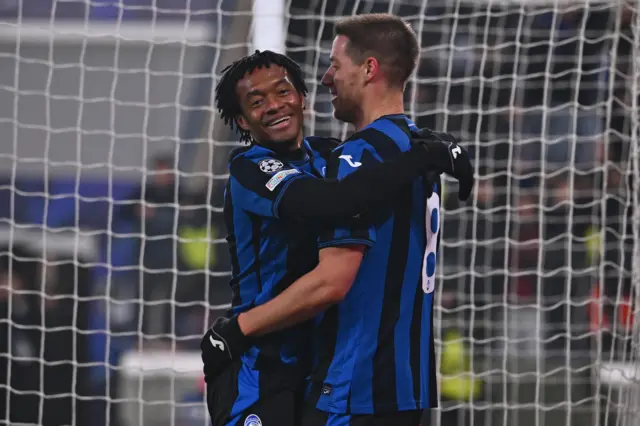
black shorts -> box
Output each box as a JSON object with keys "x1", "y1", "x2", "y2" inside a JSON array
[
  {"x1": 301, "y1": 382, "x2": 422, "y2": 426},
  {"x1": 206, "y1": 359, "x2": 308, "y2": 426}
]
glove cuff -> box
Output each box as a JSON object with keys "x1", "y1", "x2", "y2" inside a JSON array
[{"x1": 224, "y1": 315, "x2": 252, "y2": 357}]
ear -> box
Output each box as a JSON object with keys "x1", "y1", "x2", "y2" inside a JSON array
[
  {"x1": 363, "y1": 57, "x2": 380, "y2": 83},
  {"x1": 236, "y1": 115, "x2": 249, "y2": 131},
  {"x1": 301, "y1": 94, "x2": 306, "y2": 110}
]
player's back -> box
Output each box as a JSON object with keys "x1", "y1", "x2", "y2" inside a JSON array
[
  {"x1": 312, "y1": 115, "x2": 440, "y2": 414},
  {"x1": 224, "y1": 137, "x2": 335, "y2": 373}
]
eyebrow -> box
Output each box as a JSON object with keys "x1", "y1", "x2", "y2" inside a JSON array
[
  {"x1": 245, "y1": 89, "x2": 264, "y2": 99},
  {"x1": 245, "y1": 78, "x2": 289, "y2": 99}
]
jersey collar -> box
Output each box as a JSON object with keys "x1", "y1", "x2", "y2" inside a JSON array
[{"x1": 249, "y1": 141, "x2": 310, "y2": 164}]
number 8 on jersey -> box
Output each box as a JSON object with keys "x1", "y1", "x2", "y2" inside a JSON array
[{"x1": 422, "y1": 192, "x2": 440, "y2": 294}]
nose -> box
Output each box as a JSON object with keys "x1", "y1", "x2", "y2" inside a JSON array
[
  {"x1": 321, "y1": 69, "x2": 333, "y2": 87},
  {"x1": 264, "y1": 94, "x2": 284, "y2": 114}
]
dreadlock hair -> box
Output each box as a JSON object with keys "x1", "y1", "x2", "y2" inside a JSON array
[{"x1": 215, "y1": 50, "x2": 308, "y2": 144}]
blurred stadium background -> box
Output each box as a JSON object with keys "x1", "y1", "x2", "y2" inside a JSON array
[{"x1": 0, "y1": 0, "x2": 638, "y2": 425}]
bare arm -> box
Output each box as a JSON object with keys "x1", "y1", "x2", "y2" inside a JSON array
[{"x1": 237, "y1": 246, "x2": 365, "y2": 336}]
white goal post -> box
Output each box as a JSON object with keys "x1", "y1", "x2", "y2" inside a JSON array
[{"x1": 0, "y1": 0, "x2": 639, "y2": 426}]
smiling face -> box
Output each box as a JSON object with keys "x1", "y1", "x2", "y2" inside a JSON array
[
  {"x1": 235, "y1": 65, "x2": 305, "y2": 149},
  {"x1": 321, "y1": 35, "x2": 366, "y2": 125}
]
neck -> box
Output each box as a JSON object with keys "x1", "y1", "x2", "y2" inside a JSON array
[
  {"x1": 261, "y1": 136, "x2": 304, "y2": 152},
  {"x1": 355, "y1": 88, "x2": 405, "y2": 131},
  {"x1": 289, "y1": 137, "x2": 304, "y2": 151}
]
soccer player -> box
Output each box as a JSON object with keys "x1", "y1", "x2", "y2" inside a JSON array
[
  {"x1": 208, "y1": 14, "x2": 474, "y2": 426},
  {"x1": 202, "y1": 50, "x2": 472, "y2": 426}
]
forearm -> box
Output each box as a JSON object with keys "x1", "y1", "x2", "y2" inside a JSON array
[
  {"x1": 237, "y1": 268, "x2": 334, "y2": 336},
  {"x1": 237, "y1": 246, "x2": 363, "y2": 336},
  {"x1": 279, "y1": 148, "x2": 432, "y2": 221}
]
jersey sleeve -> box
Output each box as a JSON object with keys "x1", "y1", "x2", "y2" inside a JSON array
[
  {"x1": 318, "y1": 140, "x2": 378, "y2": 249},
  {"x1": 228, "y1": 154, "x2": 308, "y2": 218}
]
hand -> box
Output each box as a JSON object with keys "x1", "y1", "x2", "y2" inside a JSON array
[
  {"x1": 411, "y1": 128, "x2": 474, "y2": 201},
  {"x1": 200, "y1": 315, "x2": 251, "y2": 383}
]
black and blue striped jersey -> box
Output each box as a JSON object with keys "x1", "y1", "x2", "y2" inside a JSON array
[
  {"x1": 224, "y1": 137, "x2": 334, "y2": 372},
  {"x1": 312, "y1": 115, "x2": 441, "y2": 414}
]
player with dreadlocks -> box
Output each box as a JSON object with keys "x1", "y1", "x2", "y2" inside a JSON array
[{"x1": 201, "y1": 50, "x2": 471, "y2": 426}]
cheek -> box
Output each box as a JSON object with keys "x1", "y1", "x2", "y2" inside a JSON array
[
  {"x1": 246, "y1": 111, "x2": 263, "y2": 130},
  {"x1": 342, "y1": 72, "x2": 358, "y2": 88},
  {"x1": 249, "y1": 108, "x2": 263, "y2": 122},
  {"x1": 351, "y1": 71, "x2": 364, "y2": 89},
  {"x1": 287, "y1": 96, "x2": 304, "y2": 114},
  {"x1": 340, "y1": 76, "x2": 357, "y2": 98}
]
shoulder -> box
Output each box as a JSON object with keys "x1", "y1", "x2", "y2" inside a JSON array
[
  {"x1": 348, "y1": 117, "x2": 412, "y2": 158},
  {"x1": 228, "y1": 145, "x2": 291, "y2": 191},
  {"x1": 305, "y1": 136, "x2": 341, "y2": 157},
  {"x1": 229, "y1": 145, "x2": 287, "y2": 174},
  {"x1": 228, "y1": 144, "x2": 254, "y2": 164}
]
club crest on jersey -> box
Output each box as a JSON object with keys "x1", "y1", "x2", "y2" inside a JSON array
[
  {"x1": 259, "y1": 159, "x2": 284, "y2": 174},
  {"x1": 244, "y1": 414, "x2": 262, "y2": 426}
]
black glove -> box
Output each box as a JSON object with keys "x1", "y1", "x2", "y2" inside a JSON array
[
  {"x1": 411, "y1": 128, "x2": 474, "y2": 201},
  {"x1": 200, "y1": 315, "x2": 251, "y2": 383}
]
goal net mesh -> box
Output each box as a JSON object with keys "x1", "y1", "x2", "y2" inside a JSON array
[{"x1": 0, "y1": 0, "x2": 638, "y2": 426}]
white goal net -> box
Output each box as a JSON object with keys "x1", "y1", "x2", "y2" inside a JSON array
[{"x1": 0, "y1": 1, "x2": 638, "y2": 426}]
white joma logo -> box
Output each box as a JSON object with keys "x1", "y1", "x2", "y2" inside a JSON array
[
  {"x1": 339, "y1": 154, "x2": 362, "y2": 168},
  {"x1": 451, "y1": 146, "x2": 462, "y2": 159},
  {"x1": 209, "y1": 335, "x2": 225, "y2": 351}
]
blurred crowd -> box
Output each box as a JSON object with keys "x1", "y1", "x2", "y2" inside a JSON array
[
  {"x1": 0, "y1": 152, "x2": 232, "y2": 425},
  {"x1": 0, "y1": 1, "x2": 638, "y2": 426},
  {"x1": 415, "y1": 3, "x2": 636, "y2": 361},
  {"x1": 116, "y1": 153, "x2": 230, "y2": 347}
]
